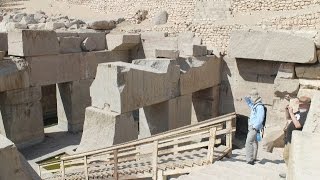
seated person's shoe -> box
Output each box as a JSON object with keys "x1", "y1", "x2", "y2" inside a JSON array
[
  {"x1": 279, "y1": 173, "x2": 286, "y2": 178},
  {"x1": 247, "y1": 161, "x2": 254, "y2": 165}
]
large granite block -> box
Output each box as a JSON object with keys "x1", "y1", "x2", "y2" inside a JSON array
[
  {"x1": 106, "y1": 34, "x2": 140, "y2": 51},
  {"x1": 229, "y1": 30, "x2": 317, "y2": 63},
  {"x1": 8, "y1": 30, "x2": 59, "y2": 56},
  {"x1": 76, "y1": 107, "x2": 138, "y2": 153},
  {"x1": 91, "y1": 59, "x2": 180, "y2": 113}
]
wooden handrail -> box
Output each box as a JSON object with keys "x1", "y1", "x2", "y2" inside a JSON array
[
  {"x1": 39, "y1": 113, "x2": 236, "y2": 179},
  {"x1": 63, "y1": 113, "x2": 236, "y2": 161}
]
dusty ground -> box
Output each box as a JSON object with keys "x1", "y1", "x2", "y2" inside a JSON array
[{"x1": 0, "y1": 0, "x2": 116, "y2": 20}]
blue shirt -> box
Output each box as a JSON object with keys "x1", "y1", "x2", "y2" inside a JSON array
[{"x1": 244, "y1": 97, "x2": 265, "y2": 130}]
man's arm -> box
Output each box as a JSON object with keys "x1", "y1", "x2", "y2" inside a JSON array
[
  {"x1": 253, "y1": 105, "x2": 265, "y2": 130},
  {"x1": 288, "y1": 107, "x2": 302, "y2": 129},
  {"x1": 244, "y1": 96, "x2": 254, "y2": 108}
]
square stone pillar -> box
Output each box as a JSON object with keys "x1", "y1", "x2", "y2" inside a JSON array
[
  {"x1": 139, "y1": 95, "x2": 192, "y2": 139},
  {"x1": 0, "y1": 87, "x2": 44, "y2": 148},
  {"x1": 57, "y1": 79, "x2": 93, "y2": 133},
  {"x1": 191, "y1": 86, "x2": 220, "y2": 124}
]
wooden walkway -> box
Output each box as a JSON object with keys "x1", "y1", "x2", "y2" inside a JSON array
[{"x1": 39, "y1": 113, "x2": 236, "y2": 180}]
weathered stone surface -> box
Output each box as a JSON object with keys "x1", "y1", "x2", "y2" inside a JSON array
[
  {"x1": 0, "y1": 100, "x2": 43, "y2": 148},
  {"x1": 295, "y1": 64, "x2": 320, "y2": 80},
  {"x1": 277, "y1": 63, "x2": 295, "y2": 79},
  {"x1": 80, "y1": 50, "x2": 130, "y2": 79},
  {"x1": 274, "y1": 78, "x2": 300, "y2": 97},
  {"x1": 0, "y1": 57, "x2": 29, "y2": 92},
  {"x1": 191, "y1": 86, "x2": 220, "y2": 124},
  {"x1": 81, "y1": 37, "x2": 96, "y2": 52},
  {"x1": 27, "y1": 54, "x2": 81, "y2": 86},
  {"x1": 0, "y1": 33, "x2": 8, "y2": 52},
  {"x1": 153, "y1": 11, "x2": 168, "y2": 25},
  {"x1": 78, "y1": 32, "x2": 106, "y2": 51},
  {"x1": 180, "y1": 44, "x2": 207, "y2": 57},
  {"x1": 57, "y1": 79, "x2": 93, "y2": 133},
  {"x1": 178, "y1": 56, "x2": 221, "y2": 95},
  {"x1": 178, "y1": 32, "x2": 202, "y2": 57},
  {"x1": 262, "y1": 127, "x2": 284, "y2": 152},
  {"x1": 155, "y1": 49, "x2": 179, "y2": 59},
  {"x1": 140, "y1": 31, "x2": 167, "y2": 40},
  {"x1": 229, "y1": 30, "x2": 317, "y2": 63},
  {"x1": 0, "y1": 51, "x2": 5, "y2": 60},
  {"x1": 303, "y1": 90, "x2": 320, "y2": 134},
  {"x1": 45, "y1": 22, "x2": 65, "y2": 30},
  {"x1": 0, "y1": 135, "x2": 34, "y2": 180},
  {"x1": 139, "y1": 95, "x2": 192, "y2": 139},
  {"x1": 0, "y1": 86, "x2": 41, "y2": 105},
  {"x1": 91, "y1": 59, "x2": 180, "y2": 113},
  {"x1": 58, "y1": 36, "x2": 82, "y2": 54},
  {"x1": 8, "y1": 30, "x2": 59, "y2": 56},
  {"x1": 87, "y1": 20, "x2": 116, "y2": 30},
  {"x1": 288, "y1": 131, "x2": 320, "y2": 180},
  {"x1": 76, "y1": 107, "x2": 137, "y2": 153},
  {"x1": 141, "y1": 33, "x2": 177, "y2": 58},
  {"x1": 106, "y1": 34, "x2": 140, "y2": 51}
]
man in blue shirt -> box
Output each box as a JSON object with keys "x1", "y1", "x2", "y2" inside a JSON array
[{"x1": 244, "y1": 88, "x2": 265, "y2": 165}]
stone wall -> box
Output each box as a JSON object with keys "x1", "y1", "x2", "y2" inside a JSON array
[{"x1": 231, "y1": 0, "x2": 319, "y2": 13}]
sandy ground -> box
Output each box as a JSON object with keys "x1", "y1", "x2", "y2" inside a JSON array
[{"x1": 0, "y1": 0, "x2": 118, "y2": 21}]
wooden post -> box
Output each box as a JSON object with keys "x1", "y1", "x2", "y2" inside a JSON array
[
  {"x1": 226, "y1": 119, "x2": 233, "y2": 157},
  {"x1": 152, "y1": 141, "x2": 159, "y2": 180},
  {"x1": 84, "y1": 156, "x2": 89, "y2": 180},
  {"x1": 113, "y1": 149, "x2": 119, "y2": 180},
  {"x1": 206, "y1": 127, "x2": 217, "y2": 164},
  {"x1": 61, "y1": 160, "x2": 65, "y2": 180}
]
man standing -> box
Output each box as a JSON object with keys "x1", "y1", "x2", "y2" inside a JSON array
[
  {"x1": 244, "y1": 88, "x2": 265, "y2": 165},
  {"x1": 280, "y1": 96, "x2": 311, "y2": 178}
]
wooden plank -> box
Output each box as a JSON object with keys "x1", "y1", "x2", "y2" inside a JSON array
[
  {"x1": 84, "y1": 156, "x2": 89, "y2": 180},
  {"x1": 113, "y1": 150, "x2": 119, "y2": 180},
  {"x1": 62, "y1": 113, "x2": 236, "y2": 160},
  {"x1": 206, "y1": 127, "x2": 217, "y2": 164},
  {"x1": 159, "y1": 141, "x2": 209, "y2": 156},
  {"x1": 61, "y1": 160, "x2": 65, "y2": 180},
  {"x1": 152, "y1": 141, "x2": 158, "y2": 180},
  {"x1": 226, "y1": 119, "x2": 232, "y2": 149}
]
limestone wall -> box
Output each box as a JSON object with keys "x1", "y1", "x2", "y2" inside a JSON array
[{"x1": 231, "y1": 0, "x2": 319, "y2": 13}]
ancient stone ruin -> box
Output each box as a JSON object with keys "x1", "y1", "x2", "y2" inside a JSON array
[{"x1": 0, "y1": 0, "x2": 319, "y2": 179}]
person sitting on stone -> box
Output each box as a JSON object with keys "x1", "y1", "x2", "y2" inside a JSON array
[
  {"x1": 280, "y1": 96, "x2": 311, "y2": 178},
  {"x1": 244, "y1": 88, "x2": 265, "y2": 165}
]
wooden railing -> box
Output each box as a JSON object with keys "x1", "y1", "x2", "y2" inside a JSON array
[{"x1": 39, "y1": 113, "x2": 236, "y2": 180}]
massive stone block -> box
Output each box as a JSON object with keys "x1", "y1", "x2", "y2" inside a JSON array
[
  {"x1": 277, "y1": 63, "x2": 295, "y2": 79},
  {"x1": 76, "y1": 107, "x2": 138, "y2": 153},
  {"x1": 178, "y1": 55, "x2": 221, "y2": 95},
  {"x1": 139, "y1": 95, "x2": 192, "y2": 139},
  {"x1": 106, "y1": 34, "x2": 140, "y2": 51},
  {"x1": 57, "y1": 79, "x2": 93, "y2": 133},
  {"x1": 288, "y1": 131, "x2": 320, "y2": 180},
  {"x1": 26, "y1": 53, "x2": 82, "y2": 86},
  {"x1": 303, "y1": 90, "x2": 320, "y2": 134},
  {"x1": 8, "y1": 30, "x2": 59, "y2": 56},
  {"x1": 0, "y1": 135, "x2": 33, "y2": 180},
  {"x1": 0, "y1": 57, "x2": 29, "y2": 92},
  {"x1": 80, "y1": 50, "x2": 130, "y2": 79},
  {"x1": 91, "y1": 59, "x2": 180, "y2": 113},
  {"x1": 228, "y1": 30, "x2": 317, "y2": 63},
  {"x1": 78, "y1": 32, "x2": 106, "y2": 51},
  {"x1": 274, "y1": 78, "x2": 300, "y2": 97},
  {"x1": 295, "y1": 64, "x2": 320, "y2": 80},
  {"x1": 58, "y1": 36, "x2": 82, "y2": 54},
  {"x1": 141, "y1": 32, "x2": 177, "y2": 58},
  {"x1": 0, "y1": 87, "x2": 44, "y2": 148},
  {"x1": 155, "y1": 49, "x2": 179, "y2": 59}
]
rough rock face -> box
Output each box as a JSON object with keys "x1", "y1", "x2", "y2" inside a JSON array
[
  {"x1": 81, "y1": 37, "x2": 96, "y2": 51},
  {"x1": 228, "y1": 30, "x2": 317, "y2": 63},
  {"x1": 0, "y1": 135, "x2": 35, "y2": 180},
  {"x1": 76, "y1": 107, "x2": 138, "y2": 153},
  {"x1": 90, "y1": 59, "x2": 180, "y2": 113},
  {"x1": 303, "y1": 90, "x2": 320, "y2": 134},
  {"x1": 295, "y1": 64, "x2": 320, "y2": 79},
  {"x1": 87, "y1": 20, "x2": 116, "y2": 30},
  {"x1": 153, "y1": 11, "x2": 168, "y2": 25}
]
